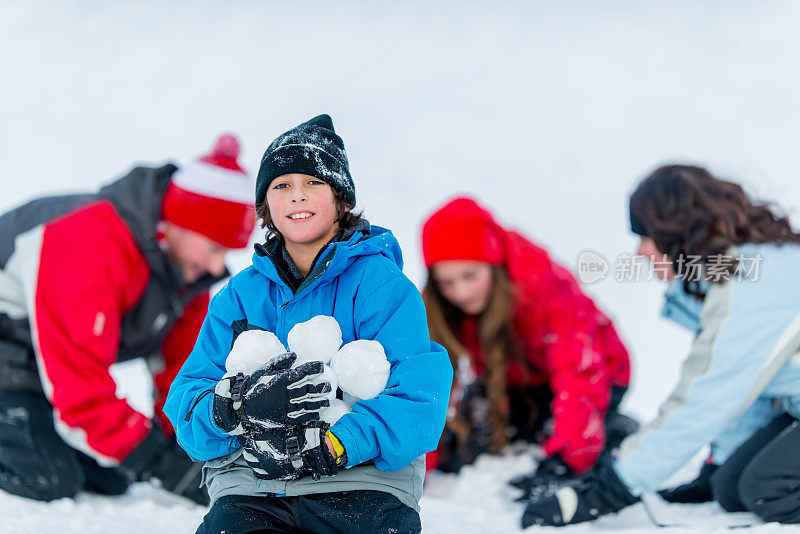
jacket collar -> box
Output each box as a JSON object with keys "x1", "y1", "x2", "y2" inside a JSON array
[
  {"x1": 661, "y1": 278, "x2": 705, "y2": 333},
  {"x1": 252, "y1": 223, "x2": 402, "y2": 296}
]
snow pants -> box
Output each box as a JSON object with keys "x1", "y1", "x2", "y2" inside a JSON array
[
  {"x1": 195, "y1": 491, "x2": 421, "y2": 534},
  {"x1": 711, "y1": 412, "x2": 800, "y2": 523},
  {"x1": 0, "y1": 390, "x2": 129, "y2": 501}
]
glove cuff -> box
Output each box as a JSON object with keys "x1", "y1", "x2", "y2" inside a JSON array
[
  {"x1": 212, "y1": 373, "x2": 246, "y2": 434},
  {"x1": 301, "y1": 423, "x2": 339, "y2": 478},
  {"x1": 326, "y1": 430, "x2": 347, "y2": 467}
]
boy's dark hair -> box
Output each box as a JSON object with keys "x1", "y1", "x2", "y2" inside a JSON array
[{"x1": 256, "y1": 190, "x2": 364, "y2": 240}]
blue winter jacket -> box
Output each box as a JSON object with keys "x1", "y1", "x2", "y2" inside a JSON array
[
  {"x1": 164, "y1": 226, "x2": 452, "y2": 473},
  {"x1": 616, "y1": 243, "x2": 800, "y2": 494}
]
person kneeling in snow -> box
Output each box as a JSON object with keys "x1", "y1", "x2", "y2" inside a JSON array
[
  {"x1": 420, "y1": 197, "x2": 637, "y2": 491},
  {"x1": 165, "y1": 115, "x2": 452, "y2": 534},
  {"x1": 522, "y1": 165, "x2": 800, "y2": 527},
  {"x1": 0, "y1": 135, "x2": 255, "y2": 504}
]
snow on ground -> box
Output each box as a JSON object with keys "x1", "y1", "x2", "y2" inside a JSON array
[
  {"x1": 1, "y1": 447, "x2": 797, "y2": 534},
  {"x1": 3, "y1": 1, "x2": 800, "y2": 532}
]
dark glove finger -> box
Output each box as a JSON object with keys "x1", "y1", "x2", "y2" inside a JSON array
[
  {"x1": 287, "y1": 381, "x2": 332, "y2": 401},
  {"x1": 261, "y1": 352, "x2": 297, "y2": 372},
  {"x1": 288, "y1": 399, "x2": 330, "y2": 420},
  {"x1": 286, "y1": 361, "x2": 325, "y2": 386}
]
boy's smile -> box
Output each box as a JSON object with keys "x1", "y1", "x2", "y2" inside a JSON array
[{"x1": 288, "y1": 210, "x2": 314, "y2": 220}]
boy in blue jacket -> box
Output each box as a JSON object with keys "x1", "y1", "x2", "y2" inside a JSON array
[{"x1": 165, "y1": 114, "x2": 452, "y2": 534}]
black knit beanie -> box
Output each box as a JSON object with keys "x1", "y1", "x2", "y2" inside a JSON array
[{"x1": 255, "y1": 114, "x2": 355, "y2": 207}]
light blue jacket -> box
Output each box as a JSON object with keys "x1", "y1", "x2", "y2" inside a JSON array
[
  {"x1": 164, "y1": 226, "x2": 452, "y2": 498},
  {"x1": 616, "y1": 243, "x2": 800, "y2": 494}
]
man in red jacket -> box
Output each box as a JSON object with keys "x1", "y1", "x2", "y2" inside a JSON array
[{"x1": 0, "y1": 135, "x2": 255, "y2": 504}]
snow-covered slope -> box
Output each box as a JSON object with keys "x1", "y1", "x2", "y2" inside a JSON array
[{"x1": 2, "y1": 1, "x2": 800, "y2": 532}]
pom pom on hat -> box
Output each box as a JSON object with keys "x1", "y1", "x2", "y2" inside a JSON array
[{"x1": 162, "y1": 134, "x2": 256, "y2": 249}]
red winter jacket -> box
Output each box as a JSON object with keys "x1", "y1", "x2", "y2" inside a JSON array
[
  {"x1": 0, "y1": 166, "x2": 224, "y2": 464},
  {"x1": 423, "y1": 198, "x2": 630, "y2": 474},
  {"x1": 474, "y1": 231, "x2": 629, "y2": 472}
]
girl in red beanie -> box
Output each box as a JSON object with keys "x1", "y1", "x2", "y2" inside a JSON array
[{"x1": 421, "y1": 197, "x2": 636, "y2": 493}]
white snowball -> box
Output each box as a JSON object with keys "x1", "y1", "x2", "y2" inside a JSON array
[
  {"x1": 225, "y1": 330, "x2": 287, "y2": 376},
  {"x1": 330, "y1": 340, "x2": 390, "y2": 400},
  {"x1": 320, "y1": 398, "x2": 351, "y2": 425},
  {"x1": 341, "y1": 391, "x2": 359, "y2": 409},
  {"x1": 287, "y1": 315, "x2": 343, "y2": 365}
]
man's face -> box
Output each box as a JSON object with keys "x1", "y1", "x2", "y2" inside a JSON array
[{"x1": 162, "y1": 224, "x2": 228, "y2": 283}]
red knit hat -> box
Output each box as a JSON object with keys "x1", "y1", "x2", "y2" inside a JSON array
[
  {"x1": 421, "y1": 197, "x2": 505, "y2": 268},
  {"x1": 161, "y1": 134, "x2": 256, "y2": 249}
]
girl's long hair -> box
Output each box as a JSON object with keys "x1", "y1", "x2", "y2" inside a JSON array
[
  {"x1": 630, "y1": 164, "x2": 800, "y2": 297},
  {"x1": 423, "y1": 265, "x2": 521, "y2": 452}
]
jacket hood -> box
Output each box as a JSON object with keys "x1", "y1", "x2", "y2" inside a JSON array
[
  {"x1": 98, "y1": 164, "x2": 176, "y2": 250},
  {"x1": 98, "y1": 164, "x2": 228, "y2": 288},
  {"x1": 252, "y1": 224, "x2": 403, "y2": 288}
]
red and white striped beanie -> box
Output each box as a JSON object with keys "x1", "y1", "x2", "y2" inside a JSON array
[{"x1": 161, "y1": 134, "x2": 256, "y2": 249}]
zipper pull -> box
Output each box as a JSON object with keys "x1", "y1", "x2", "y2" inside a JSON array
[{"x1": 184, "y1": 388, "x2": 214, "y2": 422}]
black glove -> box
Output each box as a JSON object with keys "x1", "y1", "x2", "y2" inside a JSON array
[
  {"x1": 657, "y1": 462, "x2": 717, "y2": 503},
  {"x1": 521, "y1": 463, "x2": 638, "y2": 528},
  {"x1": 509, "y1": 456, "x2": 577, "y2": 502},
  {"x1": 605, "y1": 411, "x2": 640, "y2": 452},
  {"x1": 240, "y1": 421, "x2": 339, "y2": 481},
  {"x1": 122, "y1": 427, "x2": 209, "y2": 505},
  {"x1": 212, "y1": 352, "x2": 331, "y2": 434}
]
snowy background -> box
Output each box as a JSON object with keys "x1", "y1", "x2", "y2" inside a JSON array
[{"x1": 2, "y1": 1, "x2": 800, "y2": 532}]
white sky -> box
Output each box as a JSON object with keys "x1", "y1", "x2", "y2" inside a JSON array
[{"x1": 2, "y1": 1, "x2": 800, "y2": 421}]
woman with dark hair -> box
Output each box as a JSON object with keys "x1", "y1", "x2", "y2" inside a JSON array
[
  {"x1": 522, "y1": 164, "x2": 800, "y2": 528},
  {"x1": 420, "y1": 197, "x2": 637, "y2": 488}
]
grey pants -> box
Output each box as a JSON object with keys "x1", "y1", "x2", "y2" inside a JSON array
[{"x1": 711, "y1": 413, "x2": 800, "y2": 523}]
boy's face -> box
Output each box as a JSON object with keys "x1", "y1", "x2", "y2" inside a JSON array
[{"x1": 266, "y1": 173, "x2": 341, "y2": 251}]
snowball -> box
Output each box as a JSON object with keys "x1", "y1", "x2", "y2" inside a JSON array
[
  {"x1": 320, "y1": 398, "x2": 351, "y2": 425},
  {"x1": 226, "y1": 330, "x2": 287, "y2": 376},
  {"x1": 287, "y1": 315, "x2": 343, "y2": 365},
  {"x1": 330, "y1": 340, "x2": 390, "y2": 400},
  {"x1": 341, "y1": 391, "x2": 359, "y2": 409}
]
